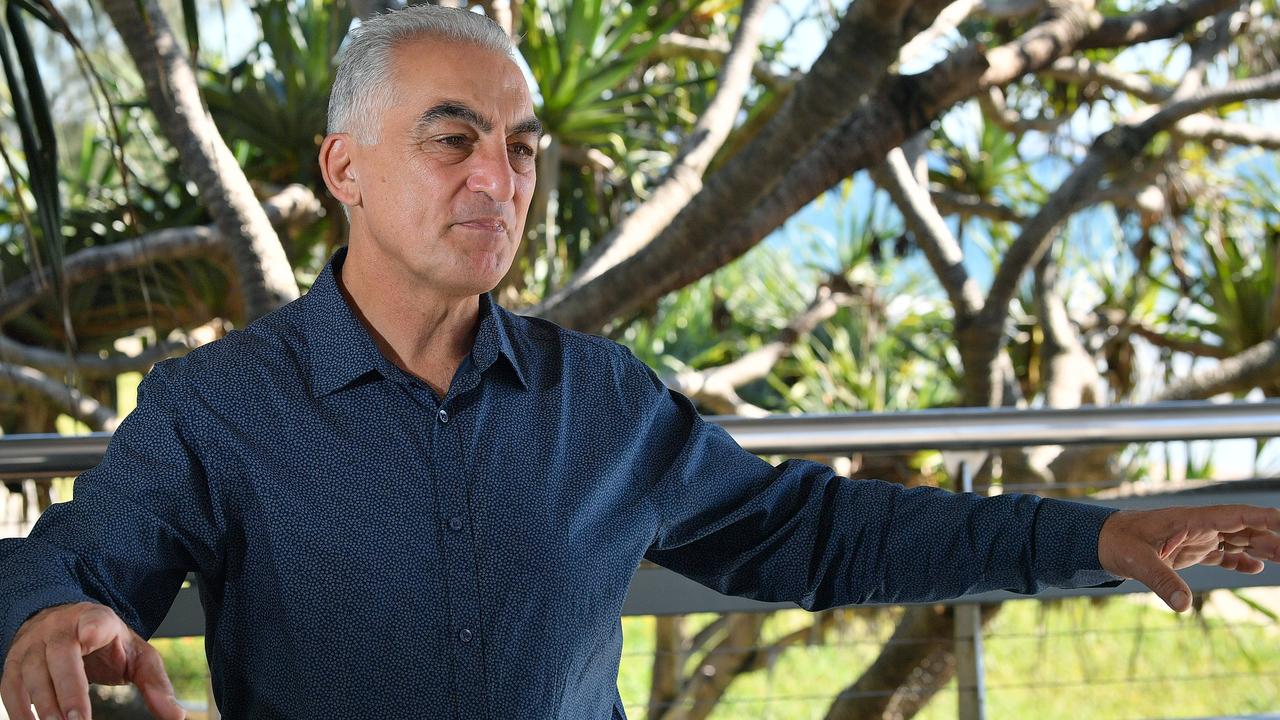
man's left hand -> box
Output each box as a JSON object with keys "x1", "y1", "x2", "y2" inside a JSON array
[{"x1": 1098, "y1": 504, "x2": 1280, "y2": 612}]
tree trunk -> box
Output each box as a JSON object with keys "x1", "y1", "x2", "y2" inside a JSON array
[
  {"x1": 648, "y1": 616, "x2": 685, "y2": 719},
  {"x1": 99, "y1": 0, "x2": 298, "y2": 322}
]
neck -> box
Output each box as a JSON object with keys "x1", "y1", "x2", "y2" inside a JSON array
[{"x1": 335, "y1": 242, "x2": 480, "y2": 393}]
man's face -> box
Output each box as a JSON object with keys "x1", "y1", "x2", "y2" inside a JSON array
[{"x1": 347, "y1": 39, "x2": 540, "y2": 297}]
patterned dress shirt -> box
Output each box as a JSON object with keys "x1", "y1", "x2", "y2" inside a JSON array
[{"x1": 0, "y1": 245, "x2": 1118, "y2": 719}]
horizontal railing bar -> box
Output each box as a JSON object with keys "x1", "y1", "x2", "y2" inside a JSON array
[
  {"x1": 5, "y1": 399, "x2": 1280, "y2": 480},
  {"x1": 713, "y1": 399, "x2": 1280, "y2": 454}
]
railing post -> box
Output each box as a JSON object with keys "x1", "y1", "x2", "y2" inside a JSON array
[{"x1": 955, "y1": 460, "x2": 987, "y2": 720}]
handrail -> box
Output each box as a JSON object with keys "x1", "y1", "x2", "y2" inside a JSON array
[
  {"x1": 3, "y1": 399, "x2": 1279, "y2": 479},
  {"x1": 713, "y1": 399, "x2": 1280, "y2": 453}
]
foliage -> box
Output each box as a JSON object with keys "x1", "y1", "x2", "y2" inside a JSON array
[{"x1": 4, "y1": 0, "x2": 1280, "y2": 717}]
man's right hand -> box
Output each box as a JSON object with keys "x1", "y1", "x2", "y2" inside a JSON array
[{"x1": 0, "y1": 602, "x2": 185, "y2": 720}]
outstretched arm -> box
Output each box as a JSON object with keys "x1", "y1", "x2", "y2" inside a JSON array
[{"x1": 620, "y1": 346, "x2": 1120, "y2": 609}]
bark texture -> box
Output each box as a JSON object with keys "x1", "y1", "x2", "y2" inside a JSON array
[{"x1": 100, "y1": 0, "x2": 299, "y2": 321}]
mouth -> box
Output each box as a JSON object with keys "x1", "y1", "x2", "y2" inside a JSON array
[{"x1": 454, "y1": 218, "x2": 508, "y2": 233}]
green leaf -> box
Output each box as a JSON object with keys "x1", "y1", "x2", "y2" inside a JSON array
[{"x1": 181, "y1": 0, "x2": 200, "y2": 67}]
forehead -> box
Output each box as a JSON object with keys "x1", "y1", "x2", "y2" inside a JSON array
[{"x1": 389, "y1": 38, "x2": 533, "y2": 121}]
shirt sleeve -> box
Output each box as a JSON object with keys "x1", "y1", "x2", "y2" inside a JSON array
[
  {"x1": 624, "y1": 349, "x2": 1122, "y2": 611},
  {"x1": 0, "y1": 359, "x2": 223, "y2": 661}
]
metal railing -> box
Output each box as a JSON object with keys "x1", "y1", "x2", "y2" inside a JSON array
[{"x1": 2, "y1": 399, "x2": 1279, "y2": 720}]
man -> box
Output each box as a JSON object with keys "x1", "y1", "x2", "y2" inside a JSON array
[{"x1": 2, "y1": 6, "x2": 1278, "y2": 720}]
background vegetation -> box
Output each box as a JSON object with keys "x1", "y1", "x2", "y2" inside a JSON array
[{"x1": 3, "y1": 0, "x2": 1280, "y2": 716}]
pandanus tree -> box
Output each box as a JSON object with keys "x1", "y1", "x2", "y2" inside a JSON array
[{"x1": 4, "y1": 0, "x2": 1280, "y2": 716}]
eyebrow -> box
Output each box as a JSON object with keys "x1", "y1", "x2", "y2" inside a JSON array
[
  {"x1": 414, "y1": 101, "x2": 544, "y2": 139},
  {"x1": 511, "y1": 116, "x2": 545, "y2": 139}
]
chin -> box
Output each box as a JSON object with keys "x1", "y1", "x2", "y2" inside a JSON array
[{"x1": 438, "y1": 267, "x2": 507, "y2": 299}]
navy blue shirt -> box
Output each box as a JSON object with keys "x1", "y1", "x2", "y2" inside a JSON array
[{"x1": 0, "y1": 246, "x2": 1117, "y2": 719}]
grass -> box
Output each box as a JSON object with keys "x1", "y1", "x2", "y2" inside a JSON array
[
  {"x1": 614, "y1": 593, "x2": 1280, "y2": 720},
  {"x1": 153, "y1": 591, "x2": 1280, "y2": 719}
]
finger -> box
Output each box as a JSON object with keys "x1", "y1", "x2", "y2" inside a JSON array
[
  {"x1": 1193, "y1": 545, "x2": 1226, "y2": 568},
  {"x1": 44, "y1": 637, "x2": 91, "y2": 720},
  {"x1": 130, "y1": 644, "x2": 184, "y2": 720},
  {"x1": 19, "y1": 650, "x2": 61, "y2": 720},
  {"x1": 1224, "y1": 530, "x2": 1280, "y2": 562},
  {"x1": 1131, "y1": 546, "x2": 1192, "y2": 612},
  {"x1": 1221, "y1": 549, "x2": 1265, "y2": 574},
  {"x1": 1, "y1": 664, "x2": 38, "y2": 720},
  {"x1": 1190, "y1": 505, "x2": 1280, "y2": 534}
]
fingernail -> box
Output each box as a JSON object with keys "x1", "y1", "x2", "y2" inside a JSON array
[
  {"x1": 69, "y1": 711, "x2": 82, "y2": 720},
  {"x1": 1171, "y1": 590, "x2": 1188, "y2": 610}
]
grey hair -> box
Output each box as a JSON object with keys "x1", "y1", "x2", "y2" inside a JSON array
[{"x1": 327, "y1": 5, "x2": 516, "y2": 144}]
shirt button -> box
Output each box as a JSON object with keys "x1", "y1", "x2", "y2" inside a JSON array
[
  {"x1": 448, "y1": 516, "x2": 463, "y2": 532},
  {"x1": 458, "y1": 628, "x2": 473, "y2": 643},
  {"x1": 437, "y1": 408, "x2": 449, "y2": 424}
]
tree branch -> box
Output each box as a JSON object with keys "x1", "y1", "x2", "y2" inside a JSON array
[
  {"x1": 1038, "y1": 56, "x2": 1173, "y2": 103},
  {"x1": 650, "y1": 32, "x2": 796, "y2": 92},
  {"x1": 556, "y1": 0, "x2": 777, "y2": 295},
  {"x1": 662, "y1": 283, "x2": 857, "y2": 416},
  {"x1": 1128, "y1": 323, "x2": 1231, "y2": 359},
  {"x1": 658, "y1": 614, "x2": 766, "y2": 720},
  {"x1": 99, "y1": 0, "x2": 298, "y2": 319},
  {"x1": 0, "y1": 185, "x2": 320, "y2": 325},
  {"x1": 1078, "y1": 0, "x2": 1240, "y2": 50},
  {"x1": 534, "y1": 0, "x2": 937, "y2": 327},
  {"x1": 530, "y1": 0, "x2": 1234, "y2": 331},
  {"x1": 1169, "y1": 9, "x2": 1238, "y2": 98},
  {"x1": 1159, "y1": 328, "x2": 1280, "y2": 400},
  {"x1": 1172, "y1": 114, "x2": 1280, "y2": 149},
  {"x1": 559, "y1": 143, "x2": 618, "y2": 176},
  {"x1": 978, "y1": 85, "x2": 1071, "y2": 134},
  {"x1": 0, "y1": 336, "x2": 187, "y2": 380},
  {"x1": 978, "y1": 0, "x2": 1100, "y2": 88},
  {"x1": 0, "y1": 361, "x2": 118, "y2": 431},
  {"x1": 931, "y1": 187, "x2": 1027, "y2": 223},
  {"x1": 980, "y1": 69, "x2": 1280, "y2": 342},
  {"x1": 1035, "y1": 254, "x2": 1101, "y2": 407},
  {"x1": 873, "y1": 146, "x2": 984, "y2": 318}
]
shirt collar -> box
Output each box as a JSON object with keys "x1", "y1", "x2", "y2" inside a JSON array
[{"x1": 303, "y1": 245, "x2": 528, "y2": 397}]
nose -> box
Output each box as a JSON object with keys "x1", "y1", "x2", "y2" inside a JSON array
[{"x1": 465, "y1": 139, "x2": 516, "y2": 203}]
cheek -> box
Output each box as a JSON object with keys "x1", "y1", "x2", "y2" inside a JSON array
[{"x1": 515, "y1": 174, "x2": 537, "y2": 207}]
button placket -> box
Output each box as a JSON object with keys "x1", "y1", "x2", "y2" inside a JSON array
[{"x1": 427, "y1": 385, "x2": 485, "y2": 711}]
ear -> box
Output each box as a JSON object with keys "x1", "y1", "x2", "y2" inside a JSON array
[{"x1": 318, "y1": 133, "x2": 362, "y2": 208}]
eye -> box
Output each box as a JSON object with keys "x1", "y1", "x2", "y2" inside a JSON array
[
  {"x1": 509, "y1": 143, "x2": 536, "y2": 159},
  {"x1": 438, "y1": 135, "x2": 470, "y2": 148}
]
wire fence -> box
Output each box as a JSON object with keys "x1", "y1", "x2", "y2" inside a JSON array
[{"x1": 611, "y1": 592, "x2": 1280, "y2": 719}]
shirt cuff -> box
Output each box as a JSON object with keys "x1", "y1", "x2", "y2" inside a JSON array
[
  {"x1": 1031, "y1": 497, "x2": 1124, "y2": 589},
  {"x1": 1, "y1": 588, "x2": 95, "y2": 664}
]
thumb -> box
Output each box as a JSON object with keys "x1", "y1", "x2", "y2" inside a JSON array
[
  {"x1": 1133, "y1": 547, "x2": 1192, "y2": 612},
  {"x1": 131, "y1": 643, "x2": 186, "y2": 720}
]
